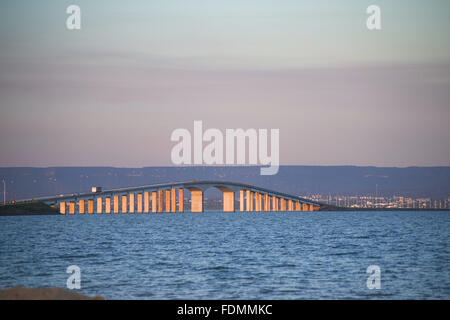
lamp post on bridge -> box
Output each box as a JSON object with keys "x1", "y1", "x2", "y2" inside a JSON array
[{"x1": 2, "y1": 179, "x2": 5, "y2": 205}]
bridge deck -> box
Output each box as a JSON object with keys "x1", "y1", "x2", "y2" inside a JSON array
[{"x1": 24, "y1": 180, "x2": 322, "y2": 206}]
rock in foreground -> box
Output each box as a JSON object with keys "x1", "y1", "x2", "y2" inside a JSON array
[{"x1": 0, "y1": 287, "x2": 103, "y2": 300}]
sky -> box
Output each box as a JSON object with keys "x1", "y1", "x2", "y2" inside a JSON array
[{"x1": 0, "y1": 0, "x2": 449, "y2": 167}]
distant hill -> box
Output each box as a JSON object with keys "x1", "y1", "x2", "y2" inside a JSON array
[{"x1": 0, "y1": 166, "x2": 449, "y2": 201}]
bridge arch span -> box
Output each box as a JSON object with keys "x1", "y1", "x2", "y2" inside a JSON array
[{"x1": 34, "y1": 180, "x2": 322, "y2": 214}]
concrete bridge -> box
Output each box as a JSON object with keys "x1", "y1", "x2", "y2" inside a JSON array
[{"x1": 38, "y1": 180, "x2": 322, "y2": 214}]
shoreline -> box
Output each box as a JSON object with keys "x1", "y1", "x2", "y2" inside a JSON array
[
  {"x1": 0, "y1": 287, "x2": 103, "y2": 300},
  {"x1": 0, "y1": 201, "x2": 59, "y2": 216}
]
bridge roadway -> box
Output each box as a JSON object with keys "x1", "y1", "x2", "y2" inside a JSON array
[{"x1": 36, "y1": 180, "x2": 323, "y2": 214}]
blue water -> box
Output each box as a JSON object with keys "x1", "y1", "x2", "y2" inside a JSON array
[{"x1": 0, "y1": 211, "x2": 449, "y2": 299}]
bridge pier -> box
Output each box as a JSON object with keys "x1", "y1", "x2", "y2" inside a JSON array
[
  {"x1": 79, "y1": 200, "x2": 85, "y2": 214},
  {"x1": 157, "y1": 190, "x2": 163, "y2": 212},
  {"x1": 280, "y1": 198, "x2": 285, "y2": 211},
  {"x1": 105, "y1": 197, "x2": 111, "y2": 214},
  {"x1": 69, "y1": 202, "x2": 75, "y2": 215},
  {"x1": 240, "y1": 190, "x2": 244, "y2": 212},
  {"x1": 59, "y1": 202, "x2": 66, "y2": 214},
  {"x1": 96, "y1": 197, "x2": 102, "y2": 214},
  {"x1": 114, "y1": 195, "x2": 119, "y2": 213},
  {"x1": 190, "y1": 189, "x2": 203, "y2": 212},
  {"x1": 144, "y1": 192, "x2": 149, "y2": 213},
  {"x1": 137, "y1": 193, "x2": 143, "y2": 213},
  {"x1": 171, "y1": 188, "x2": 176, "y2": 213},
  {"x1": 121, "y1": 195, "x2": 127, "y2": 214},
  {"x1": 288, "y1": 199, "x2": 293, "y2": 211},
  {"x1": 256, "y1": 192, "x2": 262, "y2": 212},
  {"x1": 245, "y1": 190, "x2": 250, "y2": 212},
  {"x1": 179, "y1": 188, "x2": 184, "y2": 213},
  {"x1": 129, "y1": 194, "x2": 135, "y2": 213},
  {"x1": 152, "y1": 191, "x2": 157, "y2": 213},
  {"x1": 165, "y1": 190, "x2": 170, "y2": 213},
  {"x1": 88, "y1": 199, "x2": 94, "y2": 214},
  {"x1": 222, "y1": 189, "x2": 234, "y2": 212}
]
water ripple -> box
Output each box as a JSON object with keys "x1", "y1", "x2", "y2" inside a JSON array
[{"x1": 0, "y1": 211, "x2": 449, "y2": 299}]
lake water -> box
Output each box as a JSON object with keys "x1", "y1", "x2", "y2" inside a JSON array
[{"x1": 0, "y1": 211, "x2": 449, "y2": 299}]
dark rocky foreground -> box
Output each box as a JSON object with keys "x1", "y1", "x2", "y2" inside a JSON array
[{"x1": 0, "y1": 287, "x2": 103, "y2": 300}]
